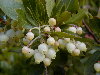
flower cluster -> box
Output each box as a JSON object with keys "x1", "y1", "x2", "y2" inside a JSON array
[{"x1": 22, "y1": 18, "x2": 87, "y2": 66}]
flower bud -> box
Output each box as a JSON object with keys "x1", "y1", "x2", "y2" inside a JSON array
[
  {"x1": 76, "y1": 42, "x2": 87, "y2": 52},
  {"x1": 25, "y1": 48, "x2": 34, "y2": 58},
  {"x1": 68, "y1": 27, "x2": 76, "y2": 33},
  {"x1": 44, "y1": 26, "x2": 50, "y2": 32},
  {"x1": 66, "y1": 43, "x2": 76, "y2": 53},
  {"x1": 94, "y1": 62, "x2": 100, "y2": 72},
  {"x1": 72, "y1": 49, "x2": 80, "y2": 56},
  {"x1": 26, "y1": 32, "x2": 34, "y2": 40},
  {"x1": 48, "y1": 18, "x2": 56, "y2": 26},
  {"x1": 64, "y1": 38, "x2": 70, "y2": 43},
  {"x1": 47, "y1": 37, "x2": 55, "y2": 45},
  {"x1": 46, "y1": 48, "x2": 56, "y2": 59},
  {"x1": 58, "y1": 39, "x2": 66, "y2": 49},
  {"x1": 43, "y1": 58, "x2": 51, "y2": 66},
  {"x1": 54, "y1": 41, "x2": 59, "y2": 47},
  {"x1": 38, "y1": 43, "x2": 48, "y2": 54},
  {"x1": 55, "y1": 27, "x2": 61, "y2": 32},
  {"x1": 22, "y1": 46, "x2": 29, "y2": 54},
  {"x1": 34, "y1": 52, "x2": 45, "y2": 64},
  {"x1": 76, "y1": 27, "x2": 82, "y2": 35}
]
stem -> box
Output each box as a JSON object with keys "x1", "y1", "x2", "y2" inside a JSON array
[
  {"x1": 40, "y1": 25, "x2": 50, "y2": 28},
  {"x1": 83, "y1": 20, "x2": 100, "y2": 44},
  {"x1": 44, "y1": 66, "x2": 48, "y2": 75},
  {"x1": 27, "y1": 25, "x2": 41, "y2": 47},
  {"x1": 29, "y1": 27, "x2": 39, "y2": 32},
  {"x1": 27, "y1": 36, "x2": 41, "y2": 47}
]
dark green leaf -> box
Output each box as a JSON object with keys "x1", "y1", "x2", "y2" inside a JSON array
[
  {"x1": 65, "y1": 9, "x2": 88, "y2": 24},
  {"x1": 50, "y1": 32, "x2": 81, "y2": 38},
  {"x1": 88, "y1": 18, "x2": 100, "y2": 38},
  {"x1": 65, "y1": 0, "x2": 79, "y2": 13},
  {"x1": 57, "y1": 11, "x2": 71, "y2": 24},
  {"x1": 84, "y1": 51, "x2": 100, "y2": 75}
]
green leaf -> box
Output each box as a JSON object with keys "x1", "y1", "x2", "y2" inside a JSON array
[
  {"x1": 75, "y1": 38, "x2": 94, "y2": 43},
  {"x1": 16, "y1": 9, "x2": 32, "y2": 29},
  {"x1": 65, "y1": 9, "x2": 88, "y2": 24},
  {"x1": 50, "y1": 32, "x2": 94, "y2": 43},
  {"x1": 22, "y1": 0, "x2": 48, "y2": 25},
  {"x1": 52, "y1": 0, "x2": 79, "y2": 18},
  {"x1": 45, "y1": 0, "x2": 55, "y2": 18},
  {"x1": 50, "y1": 32, "x2": 81, "y2": 38},
  {"x1": 88, "y1": 18, "x2": 100, "y2": 38},
  {"x1": 66, "y1": 0, "x2": 79, "y2": 13},
  {"x1": 57, "y1": 11, "x2": 71, "y2": 24},
  {"x1": 84, "y1": 51, "x2": 100, "y2": 75},
  {"x1": 0, "y1": 0, "x2": 23, "y2": 20}
]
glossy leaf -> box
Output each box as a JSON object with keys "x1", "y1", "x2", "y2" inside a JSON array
[
  {"x1": 65, "y1": 9, "x2": 88, "y2": 24},
  {"x1": 45, "y1": 0, "x2": 55, "y2": 18}
]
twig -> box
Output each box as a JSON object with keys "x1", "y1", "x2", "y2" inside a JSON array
[
  {"x1": 83, "y1": 20, "x2": 100, "y2": 44},
  {"x1": 27, "y1": 36, "x2": 41, "y2": 47},
  {"x1": 44, "y1": 66, "x2": 48, "y2": 75}
]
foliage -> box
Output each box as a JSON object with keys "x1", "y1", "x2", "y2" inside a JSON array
[{"x1": 0, "y1": 0, "x2": 100, "y2": 75}]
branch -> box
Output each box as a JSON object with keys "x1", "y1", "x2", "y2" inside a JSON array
[
  {"x1": 27, "y1": 36, "x2": 41, "y2": 47},
  {"x1": 83, "y1": 20, "x2": 100, "y2": 44}
]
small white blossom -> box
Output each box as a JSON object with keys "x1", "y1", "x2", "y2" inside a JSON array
[
  {"x1": 43, "y1": 58, "x2": 51, "y2": 66},
  {"x1": 47, "y1": 37, "x2": 55, "y2": 45},
  {"x1": 68, "y1": 27, "x2": 76, "y2": 33},
  {"x1": 94, "y1": 62, "x2": 100, "y2": 72},
  {"x1": 48, "y1": 18, "x2": 56, "y2": 26},
  {"x1": 66, "y1": 42, "x2": 76, "y2": 53},
  {"x1": 26, "y1": 32, "x2": 34, "y2": 40}
]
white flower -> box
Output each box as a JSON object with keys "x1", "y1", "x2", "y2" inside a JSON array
[
  {"x1": 34, "y1": 52, "x2": 45, "y2": 64},
  {"x1": 47, "y1": 37, "x2": 55, "y2": 45},
  {"x1": 34, "y1": 49, "x2": 39, "y2": 54},
  {"x1": 55, "y1": 27, "x2": 61, "y2": 32},
  {"x1": 76, "y1": 42, "x2": 87, "y2": 52},
  {"x1": 72, "y1": 49, "x2": 80, "y2": 56},
  {"x1": 46, "y1": 48, "x2": 56, "y2": 59},
  {"x1": 48, "y1": 18, "x2": 56, "y2": 26},
  {"x1": 22, "y1": 46, "x2": 29, "y2": 54},
  {"x1": 64, "y1": 38, "x2": 70, "y2": 43},
  {"x1": 54, "y1": 41, "x2": 59, "y2": 47},
  {"x1": 58, "y1": 39, "x2": 66, "y2": 49},
  {"x1": 44, "y1": 26, "x2": 50, "y2": 32},
  {"x1": 38, "y1": 43, "x2": 48, "y2": 54},
  {"x1": 76, "y1": 27, "x2": 82, "y2": 35},
  {"x1": 25, "y1": 48, "x2": 34, "y2": 58},
  {"x1": 26, "y1": 32, "x2": 34, "y2": 40},
  {"x1": 94, "y1": 62, "x2": 100, "y2": 72},
  {"x1": 22, "y1": 46, "x2": 34, "y2": 58},
  {"x1": 43, "y1": 58, "x2": 51, "y2": 66},
  {"x1": 0, "y1": 34, "x2": 9, "y2": 43},
  {"x1": 68, "y1": 27, "x2": 76, "y2": 33},
  {"x1": 66, "y1": 42, "x2": 76, "y2": 53},
  {"x1": 76, "y1": 41, "x2": 81, "y2": 45}
]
